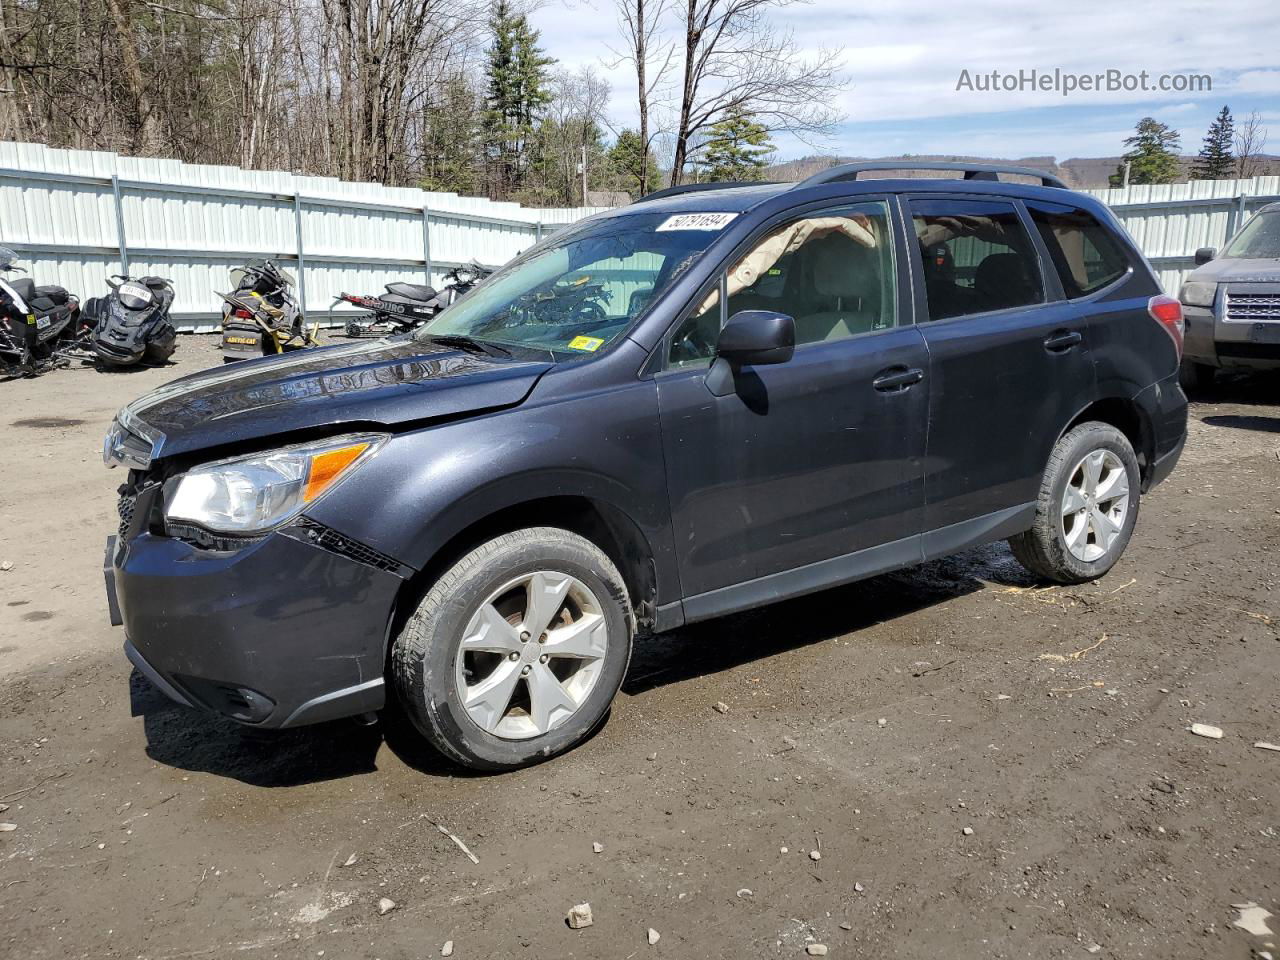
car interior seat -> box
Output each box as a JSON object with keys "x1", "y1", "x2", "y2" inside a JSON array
[
  {"x1": 974, "y1": 252, "x2": 1039, "y2": 312},
  {"x1": 793, "y1": 233, "x2": 881, "y2": 343}
]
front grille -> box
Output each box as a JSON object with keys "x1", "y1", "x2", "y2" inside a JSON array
[
  {"x1": 118, "y1": 491, "x2": 136, "y2": 538},
  {"x1": 290, "y1": 517, "x2": 404, "y2": 573},
  {"x1": 1226, "y1": 293, "x2": 1280, "y2": 322}
]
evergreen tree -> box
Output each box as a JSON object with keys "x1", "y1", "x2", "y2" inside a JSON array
[
  {"x1": 481, "y1": 0, "x2": 555, "y2": 200},
  {"x1": 1110, "y1": 117, "x2": 1182, "y2": 186},
  {"x1": 420, "y1": 75, "x2": 481, "y2": 196},
  {"x1": 608, "y1": 129, "x2": 663, "y2": 197},
  {"x1": 1194, "y1": 106, "x2": 1235, "y2": 180},
  {"x1": 700, "y1": 107, "x2": 774, "y2": 181}
]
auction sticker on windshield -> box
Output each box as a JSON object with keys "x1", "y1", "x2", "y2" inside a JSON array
[
  {"x1": 656, "y1": 213, "x2": 738, "y2": 231},
  {"x1": 567, "y1": 335, "x2": 605, "y2": 352}
]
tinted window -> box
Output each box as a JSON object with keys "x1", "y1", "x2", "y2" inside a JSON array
[
  {"x1": 1026, "y1": 201, "x2": 1131, "y2": 297},
  {"x1": 668, "y1": 201, "x2": 897, "y2": 367},
  {"x1": 910, "y1": 198, "x2": 1044, "y2": 321}
]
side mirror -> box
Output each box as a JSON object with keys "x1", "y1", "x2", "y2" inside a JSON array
[
  {"x1": 1194, "y1": 247, "x2": 1216, "y2": 266},
  {"x1": 715, "y1": 310, "x2": 795, "y2": 366}
]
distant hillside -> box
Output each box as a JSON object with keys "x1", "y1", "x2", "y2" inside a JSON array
[{"x1": 768, "y1": 153, "x2": 1280, "y2": 189}]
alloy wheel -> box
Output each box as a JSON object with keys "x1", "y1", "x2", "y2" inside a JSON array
[
  {"x1": 1060, "y1": 448, "x2": 1130, "y2": 563},
  {"x1": 453, "y1": 571, "x2": 610, "y2": 740}
]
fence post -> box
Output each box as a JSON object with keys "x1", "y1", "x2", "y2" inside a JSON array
[
  {"x1": 1232, "y1": 193, "x2": 1249, "y2": 237},
  {"x1": 422, "y1": 207, "x2": 433, "y2": 284},
  {"x1": 110, "y1": 175, "x2": 130, "y2": 275},
  {"x1": 292, "y1": 194, "x2": 308, "y2": 312}
]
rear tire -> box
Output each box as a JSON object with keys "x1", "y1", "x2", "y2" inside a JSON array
[
  {"x1": 1179, "y1": 359, "x2": 1215, "y2": 393},
  {"x1": 1009, "y1": 422, "x2": 1141, "y2": 584},
  {"x1": 392, "y1": 527, "x2": 633, "y2": 770}
]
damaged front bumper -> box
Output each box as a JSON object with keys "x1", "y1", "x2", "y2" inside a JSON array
[{"x1": 108, "y1": 509, "x2": 408, "y2": 728}]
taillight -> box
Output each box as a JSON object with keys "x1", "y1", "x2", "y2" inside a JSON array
[
  {"x1": 233, "y1": 307, "x2": 253, "y2": 319},
  {"x1": 1148, "y1": 294, "x2": 1183, "y2": 357}
]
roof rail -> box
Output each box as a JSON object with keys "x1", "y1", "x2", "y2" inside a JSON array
[
  {"x1": 797, "y1": 161, "x2": 1067, "y2": 190},
  {"x1": 633, "y1": 181, "x2": 774, "y2": 204}
]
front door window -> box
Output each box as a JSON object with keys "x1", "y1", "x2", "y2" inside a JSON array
[{"x1": 668, "y1": 201, "x2": 897, "y2": 367}]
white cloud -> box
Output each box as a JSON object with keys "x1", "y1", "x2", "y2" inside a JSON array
[
  {"x1": 1234, "y1": 70, "x2": 1280, "y2": 93},
  {"x1": 529, "y1": 0, "x2": 1280, "y2": 158}
]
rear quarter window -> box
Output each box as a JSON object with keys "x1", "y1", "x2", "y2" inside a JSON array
[{"x1": 1026, "y1": 201, "x2": 1131, "y2": 298}]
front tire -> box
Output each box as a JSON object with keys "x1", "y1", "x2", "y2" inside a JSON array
[
  {"x1": 392, "y1": 527, "x2": 633, "y2": 770},
  {"x1": 1008, "y1": 422, "x2": 1141, "y2": 584}
]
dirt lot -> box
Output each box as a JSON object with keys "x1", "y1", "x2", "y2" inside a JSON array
[{"x1": 2, "y1": 336, "x2": 1278, "y2": 960}]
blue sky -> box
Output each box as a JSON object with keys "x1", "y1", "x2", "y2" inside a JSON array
[{"x1": 530, "y1": 0, "x2": 1280, "y2": 161}]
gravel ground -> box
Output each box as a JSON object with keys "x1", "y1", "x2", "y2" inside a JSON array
[{"x1": 1, "y1": 335, "x2": 1278, "y2": 960}]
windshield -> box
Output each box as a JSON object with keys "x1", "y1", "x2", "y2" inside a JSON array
[
  {"x1": 1222, "y1": 209, "x2": 1280, "y2": 259},
  {"x1": 416, "y1": 211, "x2": 732, "y2": 357}
]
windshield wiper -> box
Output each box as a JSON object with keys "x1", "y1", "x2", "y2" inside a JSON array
[{"x1": 424, "y1": 334, "x2": 511, "y2": 358}]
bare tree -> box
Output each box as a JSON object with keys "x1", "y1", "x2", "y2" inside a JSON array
[
  {"x1": 539, "y1": 65, "x2": 613, "y2": 204},
  {"x1": 1235, "y1": 110, "x2": 1269, "y2": 179},
  {"x1": 102, "y1": 0, "x2": 163, "y2": 149},
  {"x1": 611, "y1": 0, "x2": 675, "y2": 194},
  {"x1": 668, "y1": 0, "x2": 843, "y2": 186},
  {"x1": 319, "y1": 0, "x2": 454, "y2": 183}
]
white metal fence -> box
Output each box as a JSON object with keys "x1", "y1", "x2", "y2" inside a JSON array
[
  {"x1": 0, "y1": 142, "x2": 608, "y2": 330},
  {"x1": 4, "y1": 142, "x2": 1279, "y2": 330},
  {"x1": 1084, "y1": 176, "x2": 1280, "y2": 293}
]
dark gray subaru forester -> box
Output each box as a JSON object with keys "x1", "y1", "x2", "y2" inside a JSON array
[{"x1": 104, "y1": 162, "x2": 1188, "y2": 769}]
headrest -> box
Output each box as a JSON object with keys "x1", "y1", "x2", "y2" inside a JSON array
[{"x1": 810, "y1": 234, "x2": 880, "y2": 300}]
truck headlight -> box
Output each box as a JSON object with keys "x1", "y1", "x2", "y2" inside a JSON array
[
  {"x1": 1179, "y1": 281, "x2": 1217, "y2": 308},
  {"x1": 165, "y1": 433, "x2": 386, "y2": 535}
]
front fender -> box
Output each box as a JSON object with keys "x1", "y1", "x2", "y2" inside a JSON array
[{"x1": 307, "y1": 366, "x2": 679, "y2": 606}]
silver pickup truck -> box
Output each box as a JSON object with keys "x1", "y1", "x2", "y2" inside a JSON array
[{"x1": 1180, "y1": 201, "x2": 1280, "y2": 389}]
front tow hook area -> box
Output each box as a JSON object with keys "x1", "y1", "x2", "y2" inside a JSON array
[{"x1": 104, "y1": 535, "x2": 122, "y2": 626}]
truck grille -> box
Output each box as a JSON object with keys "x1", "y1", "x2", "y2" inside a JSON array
[{"x1": 1225, "y1": 293, "x2": 1280, "y2": 322}]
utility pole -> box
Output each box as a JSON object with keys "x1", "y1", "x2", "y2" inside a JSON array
[
  {"x1": 1121, "y1": 161, "x2": 1132, "y2": 189},
  {"x1": 581, "y1": 144, "x2": 588, "y2": 205}
]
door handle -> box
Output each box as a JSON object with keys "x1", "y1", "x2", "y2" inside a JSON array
[
  {"x1": 1044, "y1": 329, "x2": 1083, "y2": 352},
  {"x1": 872, "y1": 366, "x2": 925, "y2": 392}
]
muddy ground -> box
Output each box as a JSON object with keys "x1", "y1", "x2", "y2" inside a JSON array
[{"x1": 1, "y1": 336, "x2": 1278, "y2": 960}]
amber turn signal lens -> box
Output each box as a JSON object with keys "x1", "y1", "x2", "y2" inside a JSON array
[{"x1": 303, "y1": 443, "x2": 371, "y2": 502}]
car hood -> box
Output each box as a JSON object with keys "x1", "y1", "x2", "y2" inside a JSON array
[
  {"x1": 118, "y1": 338, "x2": 553, "y2": 462},
  {"x1": 1188, "y1": 257, "x2": 1280, "y2": 283}
]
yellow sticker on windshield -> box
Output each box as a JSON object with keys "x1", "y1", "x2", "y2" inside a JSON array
[{"x1": 568, "y1": 335, "x2": 605, "y2": 352}]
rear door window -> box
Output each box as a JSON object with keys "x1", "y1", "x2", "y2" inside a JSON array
[
  {"x1": 908, "y1": 198, "x2": 1044, "y2": 321},
  {"x1": 1025, "y1": 201, "x2": 1131, "y2": 297}
]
